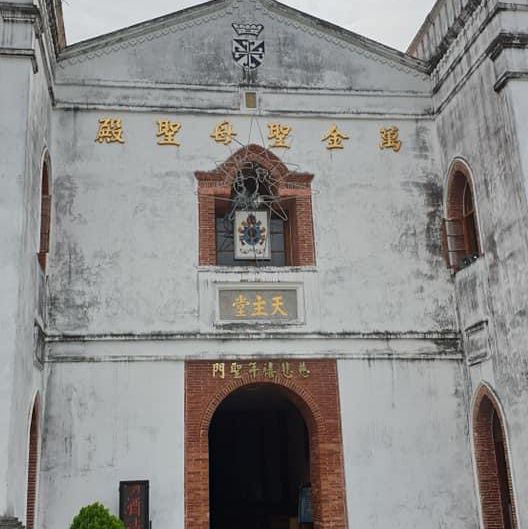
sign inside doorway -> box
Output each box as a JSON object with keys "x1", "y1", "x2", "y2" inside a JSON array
[
  {"x1": 298, "y1": 484, "x2": 314, "y2": 524},
  {"x1": 119, "y1": 481, "x2": 149, "y2": 529}
]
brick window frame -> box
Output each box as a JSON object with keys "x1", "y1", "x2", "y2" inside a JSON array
[
  {"x1": 442, "y1": 160, "x2": 482, "y2": 271},
  {"x1": 195, "y1": 145, "x2": 315, "y2": 266},
  {"x1": 38, "y1": 154, "x2": 52, "y2": 272},
  {"x1": 185, "y1": 360, "x2": 348, "y2": 529},
  {"x1": 26, "y1": 394, "x2": 40, "y2": 529},
  {"x1": 473, "y1": 385, "x2": 518, "y2": 529}
]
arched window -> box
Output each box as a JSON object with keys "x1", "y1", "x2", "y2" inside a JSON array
[
  {"x1": 26, "y1": 396, "x2": 40, "y2": 529},
  {"x1": 38, "y1": 156, "x2": 51, "y2": 271},
  {"x1": 196, "y1": 145, "x2": 315, "y2": 267},
  {"x1": 473, "y1": 388, "x2": 517, "y2": 529},
  {"x1": 216, "y1": 162, "x2": 288, "y2": 266},
  {"x1": 443, "y1": 161, "x2": 481, "y2": 271}
]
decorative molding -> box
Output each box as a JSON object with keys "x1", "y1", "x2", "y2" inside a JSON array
[
  {"x1": 45, "y1": 330, "x2": 460, "y2": 343},
  {"x1": 0, "y1": 2, "x2": 39, "y2": 21},
  {"x1": 464, "y1": 320, "x2": 490, "y2": 366},
  {"x1": 494, "y1": 70, "x2": 528, "y2": 92},
  {"x1": 487, "y1": 32, "x2": 528, "y2": 61},
  {"x1": 0, "y1": 518, "x2": 24, "y2": 529},
  {"x1": 0, "y1": 47, "x2": 37, "y2": 72}
]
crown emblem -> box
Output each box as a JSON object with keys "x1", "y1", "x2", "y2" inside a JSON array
[{"x1": 232, "y1": 23, "x2": 264, "y2": 38}]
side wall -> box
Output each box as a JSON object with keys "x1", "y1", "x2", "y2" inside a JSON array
[
  {"x1": 432, "y1": 4, "x2": 528, "y2": 526},
  {"x1": 0, "y1": 1, "x2": 53, "y2": 519}
]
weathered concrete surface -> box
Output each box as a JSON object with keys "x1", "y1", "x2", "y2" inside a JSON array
[
  {"x1": 0, "y1": 0, "x2": 52, "y2": 518},
  {"x1": 421, "y1": 1, "x2": 528, "y2": 526},
  {"x1": 338, "y1": 359, "x2": 478, "y2": 529},
  {"x1": 48, "y1": 110, "x2": 453, "y2": 337},
  {"x1": 56, "y1": 0, "x2": 429, "y2": 93},
  {"x1": 39, "y1": 361, "x2": 185, "y2": 529},
  {"x1": 4, "y1": 0, "x2": 528, "y2": 527}
]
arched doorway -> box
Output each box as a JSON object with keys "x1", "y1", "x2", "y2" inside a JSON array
[
  {"x1": 473, "y1": 387, "x2": 517, "y2": 529},
  {"x1": 209, "y1": 384, "x2": 311, "y2": 529},
  {"x1": 184, "y1": 360, "x2": 347, "y2": 529},
  {"x1": 26, "y1": 395, "x2": 40, "y2": 529}
]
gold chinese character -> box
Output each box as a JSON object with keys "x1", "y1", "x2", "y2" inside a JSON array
[
  {"x1": 268, "y1": 123, "x2": 292, "y2": 149},
  {"x1": 211, "y1": 121, "x2": 237, "y2": 145},
  {"x1": 157, "y1": 120, "x2": 182, "y2": 146},
  {"x1": 230, "y1": 362, "x2": 242, "y2": 379},
  {"x1": 322, "y1": 124, "x2": 349, "y2": 150},
  {"x1": 213, "y1": 363, "x2": 225, "y2": 379},
  {"x1": 281, "y1": 361, "x2": 293, "y2": 379},
  {"x1": 379, "y1": 126, "x2": 402, "y2": 152},
  {"x1": 95, "y1": 118, "x2": 125, "y2": 144},
  {"x1": 248, "y1": 362, "x2": 259, "y2": 379},
  {"x1": 298, "y1": 361, "x2": 311, "y2": 379},
  {"x1": 263, "y1": 362, "x2": 276, "y2": 379},
  {"x1": 252, "y1": 295, "x2": 268, "y2": 317},
  {"x1": 233, "y1": 295, "x2": 250, "y2": 317},
  {"x1": 271, "y1": 295, "x2": 288, "y2": 317}
]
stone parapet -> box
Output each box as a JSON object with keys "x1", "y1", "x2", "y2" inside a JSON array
[{"x1": 408, "y1": 0, "x2": 485, "y2": 65}]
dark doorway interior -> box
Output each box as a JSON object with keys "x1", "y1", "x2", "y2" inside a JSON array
[{"x1": 209, "y1": 384, "x2": 310, "y2": 529}]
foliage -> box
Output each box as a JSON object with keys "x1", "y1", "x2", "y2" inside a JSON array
[{"x1": 70, "y1": 502, "x2": 125, "y2": 529}]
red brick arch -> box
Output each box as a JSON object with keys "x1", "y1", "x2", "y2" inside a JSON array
[
  {"x1": 185, "y1": 360, "x2": 347, "y2": 529},
  {"x1": 26, "y1": 393, "x2": 40, "y2": 529},
  {"x1": 195, "y1": 145, "x2": 316, "y2": 266},
  {"x1": 472, "y1": 384, "x2": 518, "y2": 529},
  {"x1": 199, "y1": 376, "x2": 327, "y2": 436}
]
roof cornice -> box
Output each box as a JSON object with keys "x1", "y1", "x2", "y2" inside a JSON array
[{"x1": 57, "y1": 0, "x2": 429, "y2": 77}]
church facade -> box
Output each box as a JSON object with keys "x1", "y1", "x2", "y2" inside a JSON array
[{"x1": 1, "y1": 0, "x2": 528, "y2": 528}]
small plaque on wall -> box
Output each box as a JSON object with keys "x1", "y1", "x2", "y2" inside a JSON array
[
  {"x1": 120, "y1": 481, "x2": 149, "y2": 529},
  {"x1": 217, "y1": 285, "x2": 302, "y2": 324}
]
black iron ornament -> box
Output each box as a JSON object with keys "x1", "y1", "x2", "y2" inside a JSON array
[{"x1": 232, "y1": 23, "x2": 265, "y2": 70}]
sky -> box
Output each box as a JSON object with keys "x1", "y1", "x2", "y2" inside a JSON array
[{"x1": 62, "y1": 0, "x2": 436, "y2": 52}]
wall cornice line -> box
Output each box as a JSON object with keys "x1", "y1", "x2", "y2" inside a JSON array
[
  {"x1": 46, "y1": 353, "x2": 464, "y2": 363},
  {"x1": 45, "y1": 330, "x2": 460, "y2": 343}
]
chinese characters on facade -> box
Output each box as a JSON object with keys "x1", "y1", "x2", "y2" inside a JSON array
[
  {"x1": 95, "y1": 118, "x2": 403, "y2": 152},
  {"x1": 232, "y1": 293, "x2": 288, "y2": 318},
  {"x1": 218, "y1": 289, "x2": 298, "y2": 323},
  {"x1": 212, "y1": 361, "x2": 311, "y2": 380}
]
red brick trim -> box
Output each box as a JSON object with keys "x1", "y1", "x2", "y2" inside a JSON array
[
  {"x1": 38, "y1": 153, "x2": 51, "y2": 272},
  {"x1": 195, "y1": 145, "x2": 316, "y2": 266},
  {"x1": 473, "y1": 385, "x2": 518, "y2": 529},
  {"x1": 26, "y1": 395, "x2": 40, "y2": 529},
  {"x1": 443, "y1": 159, "x2": 481, "y2": 270},
  {"x1": 185, "y1": 360, "x2": 347, "y2": 529}
]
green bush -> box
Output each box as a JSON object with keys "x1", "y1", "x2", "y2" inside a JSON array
[{"x1": 70, "y1": 502, "x2": 125, "y2": 529}]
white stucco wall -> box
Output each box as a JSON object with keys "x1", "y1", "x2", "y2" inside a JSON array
[
  {"x1": 338, "y1": 359, "x2": 478, "y2": 529},
  {"x1": 4, "y1": 0, "x2": 528, "y2": 527},
  {"x1": 48, "y1": 110, "x2": 454, "y2": 337},
  {"x1": 39, "y1": 361, "x2": 185, "y2": 529},
  {"x1": 0, "y1": 5, "x2": 53, "y2": 516}
]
